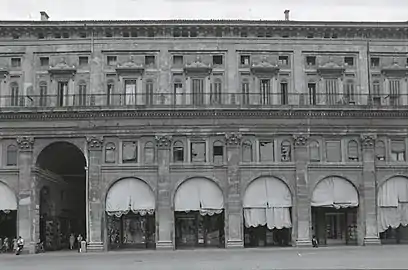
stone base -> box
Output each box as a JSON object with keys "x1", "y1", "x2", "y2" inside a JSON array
[
  {"x1": 364, "y1": 237, "x2": 381, "y2": 246},
  {"x1": 226, "y1": 239, "x2": 244, "y2": 248},
  {"x1": 296, "y1": 239, "x2": 312, "y2": 247},
  {"x1": 156, "y1": 240, "x2": 173, "y2": 250},
  {"x1": 87, "y1": 242, "x2": 104, "y2": 252}
]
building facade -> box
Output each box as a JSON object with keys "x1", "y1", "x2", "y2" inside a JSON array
[{"x1": 0, "y1": 15, "x2": 408, "y2": 253}]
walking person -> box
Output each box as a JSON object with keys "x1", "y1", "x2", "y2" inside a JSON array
[
  {"x1": 15, "y1": 236, "x2": 24, "y2": 255},
  {"x1": 69, "y1": 233, "x2": 75, "y2": 250},
  {"x1": 76, "y1": 234, "x2": 83, "y2": 253}
]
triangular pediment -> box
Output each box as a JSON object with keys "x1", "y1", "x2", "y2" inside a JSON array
[{"x1": 381, "y1": 59, "x2": 408, "y2": 76}]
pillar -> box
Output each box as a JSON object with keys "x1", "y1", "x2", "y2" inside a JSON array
[
  {"x1": 86, "y1": 136, "x2": 104, "y2": 252},
  {"x1": 16, "y1": 136, "x2": 38, "y2": 254},
  {"x1": 293, "y1": 135, "x2": 312, "y2": 247},
  {"x1": 155, "y1": 135, "x2": 173, "y2": 249},
  {"x1": 360, "y1": 134, "x2": 381, "y2": 245},
  {"x1": 225, "y1": 132, "x2": 244, "y2": 248}
]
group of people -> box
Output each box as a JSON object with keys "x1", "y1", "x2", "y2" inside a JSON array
[
  {"x1": 69, "y1": 233, "x2": 85, "y2": 252},
  {"x1": 0, "y1": 236, "x2": 24, "y2": 254}
]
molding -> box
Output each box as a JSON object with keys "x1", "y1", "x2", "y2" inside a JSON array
[
  {"x1": 225, "y1": 132, "x2": 242, "y2": 146},
  {"x1": 16, "y1": 136, "x2": 34, "y2": 151},
  {"x1": 293, "y1": 134, "x2": 308, "y2": 147},
  {"x1": 360, "y1": 134, "x2": 377, "y2": 148},
  {"x1": 86, "y1": 136, "x2": 104, "y2": 150},
  {"x1": 155, "y1": 134, "x2": 172, "y2": 149}
]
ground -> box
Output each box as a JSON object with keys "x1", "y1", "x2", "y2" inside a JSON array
[{"x1": 1, "y1": 245, "x2": 407, "y2": 270}]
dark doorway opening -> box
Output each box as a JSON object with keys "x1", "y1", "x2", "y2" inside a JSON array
[
  {"x1": 0, "y1": 210, "x2": 17, "y2": 253},
  {"x1": 380, "y1": 226, "x2": 408, "y2": 244}
]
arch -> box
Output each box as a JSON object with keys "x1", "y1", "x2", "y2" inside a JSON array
[
  {"x1": 0, "y1": 181, "x2": 17, "y2": 211},
  {"x1": 36, "y1": 141, "x2": 87, "y2": 171},
  {"x1": 311, "y1": 176, "x2": 359, "y2": 208},
  {"x1": 34, "y1": 140, "x2": 87, "y2": 167}
]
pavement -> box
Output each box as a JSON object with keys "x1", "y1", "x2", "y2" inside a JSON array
[{"x1": 0, "y1": 245, "x2": 407, "y2": 270}]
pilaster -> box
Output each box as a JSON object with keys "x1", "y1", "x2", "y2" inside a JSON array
[
  {"x1": 225, "y1": 132, "x2": 244, "y2": 248},
  {"x1": 360, "y1": 134, "x2": 381, "y2": 245},
  {"x1": 155, "y1": 135, "x2": 173, "y2": 249}
]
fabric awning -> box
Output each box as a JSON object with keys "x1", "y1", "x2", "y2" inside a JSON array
[
  {"x1": 0, "y1": 182, "x2": 17, "y2": 211},
  {"x1": 311, "y1": 177, "x2": 359, "y2": 208},
  {"x1": 106, "y1": 178, "x2": 155, "y2": 217},
  {"x1": 174, "y1": 178, "x2": 224, "y2": 212}
]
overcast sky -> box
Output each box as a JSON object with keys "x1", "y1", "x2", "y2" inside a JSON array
[{"x1": 2, "y1": 0, "x2": 408, "y2": 21}]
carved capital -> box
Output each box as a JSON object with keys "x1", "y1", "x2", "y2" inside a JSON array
[
  {"x1": 155, "y1": 135, "x2": 172, "y2": 149},
  {"x1": 87, "y1": 136, "x2": 104, "y2": 150},
  {"x1": 225, "y1": 132, "x2": 242, "y2": 146},
  {"x1": 360, "y1": 134, "x2": 376, "y2": 149},
  {"x1": 293, "y1": 134, "x2": 308, "y2": 147},
  {"x1": 16, "y1": 136, "x2": 34, "y2": 151}
]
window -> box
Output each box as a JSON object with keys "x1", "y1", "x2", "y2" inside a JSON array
[
  {"x1": 79, "y1": 32, "x2": 87, "y2": 38},
  {"x1": 173, "y1": 141, "x2": 184, "y2": 162},
  {"x1": 389, "y1": 80, "x2": 400, "y2": 106},
  {"x1": 145, "y1": 56, "x2": 155, "y2": 66},
  {"x1": 347, "y1": 140, "x2": 359, "y2": 161},
  {"x1": 145, "y1": 80, "x2": 154, "y2": 106},
  {"x1": 124, "y1": 79, "x2": 137, "y2": 105},
  {"x1": 105, "y1": 143, "x2": 116, "y2": 163},
  {"x1": 211, "y1": 79, "x2": 222, "y2": 104},
  {"x1": 147, "y1": 29, "x2": 155, "y2": 37},
  {"x1": 6, "y1": 145, "x2": 17, "y2": 166},
  {"x1": 11, "y1": 58, "x2": 21, "y2": 68},
  {"x1": 306, "y1": 56, "x2": 316, "y2": 66},
  {"x1": 308, "y1": 83, "x2": 317, "y2": 105},
  {"x1": 242, "y1": 140, "x2": 253, "y2": 162},
  {"x1": 122, "y1": 141, "x2": 137, "y2": 163},
  {"x1": 131, "y1": 31, "x2": 138, "y2": 37},
  {"x1": 326, "y1": 141, "x2": 341, "y2": 162},
  {"x1": 325, "y1": 79, "x2": 339, "y2": 105},
  {"x1": 78, "y1": 81, "x2": 87, "y2": 106},
  {"x1": 192, "y1": 78, "x2": 204, "y2": 105},
  {"x1": 309, "y1": 141, "x2": 320, "y2": 162},
  {"x1": 376, "y1": 140, "x2": 386, "y2": 161},
  {"x1": 107, "y1": 80, "x2": 115, "y2": 106},
  {"x1": 242, "y1": 79, "x2": 250, "y2": 105},
  {"x1": 190, "y1": 30, "x2": 197, "y2": 37},
  {"x1": 57, "y1": 81, "x2": 68, "y2": 106},
  {"x1": 281, "y1": 140, "x2": 291, "y2": 162},
  {"x1": 213, "y1": 141, "x2": 224, "y2": 164},
  {"x1": 344, "y1": 57, "x2": 354, "y2": 66},
  {"x1": 54, "y1": 33, "x2": 61, "y2": 39},
  {"x1": 12, "y1": 34, "x2": 19, "y2": 39},
  {"x1": 38, "y1": 33, "x2": 45, "y2": 39},
  {"x1": 105, "y1": 31, "x2": 113, "y2": 38},
  {"x1": 107, "y1": 56, "x2": 117, "y2": 66},
  {"x1": 191, "y1": 142, "x2": 206, "y2": 162},
  {"x1": 62, "y1": 32, "x2": 69, "y2": 39},
  {"x1": 144, "y1": 142, "x2": 155, "y2": 164},
  {"x1": 259, "y1": 140, "x2": 274, "y2": 162},
  {"x1": 40, "y1": 57, "x2": 49, "y2": 67},
  {"x1": 10, "y1": 82, "x2": 19, "y2": 106},
  {"x1": 122, "y1": 31, "x2": 130, "y2": 37},
  {"x1": 278, "y1": 56, "x2": 289, "y2": 66},
  {"x1": 344, "y1": 80, "x2": 355, "y2": 104},
  {"x1": 173, "y1": 79, "x2": 184, "y2": 105},
  {"x1": 391, "y1": 140, "x2": 405, "y2": 162},
  {"x1": 79, "y1": 56, "x2": 88, "y2": 67},
  {"x1": 371, "y1": 57, "x2": 380, "y2": 67},
  {"x1": 240, "y1": 30, "x2": 248, "y2": 37},
  {"x1": 240, "y1": 55, "x2": 250, "y2": 66},
  {"x1": 173, "y1": 55, "x2": 183, "y2": 66},
  {"x1": 213, "y1": 55, "x2": 223, "y2": 65},
  {"x1": 280, "y1": 82, "x2": 288, "y2": 105},
  {"x1": 372, "y1": 80, "x2": 381, "y2": 106},
  {"x1": 260, "y1": 79, "x2": 271, "y2": 105},
  {"x1": 39, "y1": 81, "x2": 47, "y2": 107},
  {"x1": 307, "y1": 33, "x2": 314, "y2": 38}
]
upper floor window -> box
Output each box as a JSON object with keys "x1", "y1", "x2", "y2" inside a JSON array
[
  {"x1": 347, "y1": 140, "x2": 359, "y2": 161},
  {"x1": 191, "y1": 141, "x2": 206, "y2": 163},
  {"x1": 281, "y1": 140, "x2": 291, "y2": 162},
  {"x1": 280, "y1": 81, "x2": 288, "y2": 105},
  {"x1": 325, "y1": 79, "x2": 339, "y2": 105},
  {"x1": 344, "y1": 57, "x2": 354, "y2": 66},
  {"x1": 145, "y1": 80, "x2": 154, "y2": 106},
  {"x1": 192, "y1": 78, "x2": 204, "y2": 106},
  {"x1": 107, "y1": 56, "x2": 117, "y2": 66},
  {"x1": 242, "y1": 79, "x2": 250, "y2": 105},
  {"x1": 372, "y1": 80, "x2": 381, "y2": 106},
  {"x1": 124, "y1": 79, "x2": 137, "y2": 106},
  {"x1": 391, "y1": 140, "x2": 405, "y2": 162},
  {"x1": 211, "y1": 79, "x2": 222, "y2": 105},
  {"x1": 309, "y1": 140, "x2": 320, "y2": 162},
  {"x1": 122, "y1": 141, "x2": 137, "y2": 163},
  {"x1": 326, "y1": 141, "x2": 341, "y2": 162},
  {"x1": 173, "y1": 55, "x2": 183, "y2": 66},
  {"x1": 40, "y1": 57, "x2": 49, "y2": 67},
  {"x1": 389, "y1": 80, "x2": 401, "y2": 106},
  {"x1": 213, "y1": 141, "x2": 224, "y2": 164},
  {"x1": 306, "y1": 56, "x2": 316, "y2": 66},
  {"x1": 107, "y1": 80, "x2": 115, "y2": 106},
  {"x1": 213, "y1": 55, "x2": 223, "y2": 65},
  {"x1": 145, "y1": 56, "x2": 155, "y2": 67},
  {"x1": 144, "y1": 142, "x2": 155, "y2": 164},
  {"x1": 344, "y1": 80, "x2": 355, "y2": 104},
  {"x1": 376, "y1": 140, "x2": 386, "y2": 161},
  {"x1": 173, "y1": 79, "x2": 184, "y2": 105},
  {"x1": 240, "y1": 55, "x2": 250, "y2": 66},
  {"x1": 11, "y1": 58, "x2": 21, "y2": 68},
  {"x1": 79, "y1": 56, "x2": 89, "y2": 67},
  {"x1": 173, "y1": 141, "x2": 184, "y2": 162},
  {"x1": 6, "y1": 144, "x2": 18, "y2": 166},
  {"x1": 10, "y1": 82, "x2": 19, "y2": 106},
  {"x1": 308, "y1": 83, "x2": 317, "y2": 105},
  {"x1": 278, "y1": 56, "x2": 289, "y2": 66},
  {"x1": 370, "y1": 57, "x2": 380, "y2": 67},
  {"x1": 259, "y1": 140, "x2": 274, "y2": 162},
  {"x1": 39, "y1": 81, "x2": 47, "y2": 107},
  {"x1": 105, "y1": 143, "x2": 116, "y2": 163},
  {"x1": 242, "y1": 140, "x2": 253, "y2": 162},
  {"x1": 77, "y1": 81, "x2": 87, "y2": 106},
  {"x1": 260, "y1": 79, "x2": 271, "y2": 105}
]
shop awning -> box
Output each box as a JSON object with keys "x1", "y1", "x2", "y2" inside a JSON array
[
  {"x1": 311, "y1": 177, "x2": 359, "y2": 208},
  {"x1": 174, "y1": 178, "x2": 224, "y2": 213},
  {"x1": 0, "y1": 182, "x2": 17, "y2": 212},
  {"x1": 106, "y1": 178, "x2": 155, "y2": 217}
]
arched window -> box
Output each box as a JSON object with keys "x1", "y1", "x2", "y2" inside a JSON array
[
  {"x1": 242, "y1": 140, "x2": 253, "y2": 162},
  {"x1": 145, "y1": 79, "x2": 154, "y2": 106},
  {"x1": 344, "y1": 79, "x2": 355, "y2": 104},
  {"x1": 10, "y1": 82, "x2": 19, "y2": 106},
  {"x1": 376, "y1": 140, "x2": 386, "y2": 161},
  {"x1": 105, "y1": 142, "x2": 116, "y2": 163},
  {"x1": 39, "y1": 81, "x2": 47, "y2": 107},
  {"x1": 347, "y1": 140, "x2": 359, "y2": 161},
  {"x1": 281, "y1": 140, "x2": 291, "y2": 162},
  {"x1": 309, "y1": 140, "x2": 320, "y2": 162},
  {"x1": 173, "y1": 141, "x2": 184, "y2": 162},
  {"x1": 241, "y1": 78, "x2": 250, "y2": 105},
  {"x1": 107, "y1": 80, "x2": 115, "y2": 106},
  {"x1": 211, "y1": 78, "x2": 222, "y2": 104},
  {"x1": 6, "y1": 144, "x2": 17, "y2": 166},
  {"x1": 213, "y1": 141, "x2": 224, "y2": 164},
  {"x1": 78, "y1": 80, "x2": 87, "y2": 106},
  {"x1": 144, "y1": 141, "x2": 155, "y2": 164}
]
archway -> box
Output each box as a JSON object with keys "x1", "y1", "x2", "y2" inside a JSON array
[
  {"x1": 174, "y1": 177, "x2": 225, "y2": 249},
  {"x1": 378, "y1": 176, "x2": 408, "y2": 244},
  {"x1": 311, "y1": 176, "x2": 359, "y2": 246},
  {"x1": 243, "y1": 177, "x2": 292, "y2": 247},
  {"x1": 0, "y1": 181, "x2": 17, "y2": 252},
  {"x1": 105, "y1": 178, "x2": 156, "y2": 250},
  {"x1": 36, "y1": 142, "x2": 86, "y2": 251}
]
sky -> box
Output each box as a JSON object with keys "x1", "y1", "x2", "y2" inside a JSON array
[{"x1": 2, "y1": 0, "x2": 408, "y2": 21}]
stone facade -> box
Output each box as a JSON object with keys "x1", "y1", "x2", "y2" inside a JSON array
[{"x1": 0, "y1": 18, "x2": 407, "y2": 253}]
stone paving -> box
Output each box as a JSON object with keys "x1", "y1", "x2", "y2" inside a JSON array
[{"x1": 0, "y1": 245, "x2": 407, "y2": 270}]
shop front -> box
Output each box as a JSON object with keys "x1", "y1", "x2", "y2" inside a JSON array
[
  {"x1": 311, "y1": 177, "x2": 359, "y2": 246},
  {"x1": 243, "y1": 177, "x2": 292, "y2": 247},
  {"x1": 174, "y1": 178, "x2": 225, "y2": 249},
  {"x1": 378, "y1": 176, "x2": 408, "y2": 244},
  {"x1": 105, "y1": 178, "x2": 156, "y2": 250},
  {"x1": 0, "y1": 182, "x2": 17, "y2": 250}
]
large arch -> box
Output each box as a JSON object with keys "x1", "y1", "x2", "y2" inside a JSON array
[
  {"x1": 173, "y1": 177, "x2": 225, "y2": 249},
  {"x1": 36, "y1": 141, "x2": 87, "y2": 251},
  {"x1": 378, "y1": 176, "x2": 408, "y2": 244},
  {"x1": 243, "y1": 176, "x2": 293, "y2": 247},
  {"x1": 0, "y1": 181, "x2": 17, "y2": 249},
  {"x1": 311, "y1": 176, "x2": 359, "y2": 246}
]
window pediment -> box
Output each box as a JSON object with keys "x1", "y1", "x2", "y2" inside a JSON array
[
  {"x1": 381, "y1": 60, "x2": 408, "y2": 77},
  {"x1": 184, "y1": 56, "x2": 212, "y2": 75},
  {"x1": 317, "y1": 59, "x2": 345, "y2": 76},
  {"x1": 116, "y1": 56, "x2": 145, "y2": 74},
  {"x1": 48, "y1": 58, "x2": 77, "y2": 75},
  {"x1": 250, "y1": 58, "x2": 279, "y2": 75}
]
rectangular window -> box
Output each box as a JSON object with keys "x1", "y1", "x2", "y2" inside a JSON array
[
  {"x1": 259, "y1": 140, "x2": 274, "y2": 162},
  {"x1": 191, "y1": 142, "x2": 206, "y2": 162},
  {"x1": 344, "y1": 57, "x2": 354, "y2": 66},
  {"x1": 242, "y1": 81, "x2": 250, "y2": 105},
  {"x1": 192, "y1": 78, "x2": 204, "y2": 105},
  {"x1": 213, "y1": 144, "x2": 224, "y2": 164},
  {"x1": 371, "y1": 57, "x2": 380, "y2": 67},
  {"x1": 372, "y1": 81, "x2": 381, "y2": 106},
  {"x1": 260, "y1": 79, "x2": 270, "y2": 105},
  {"x1": 79, "y1": 56, "x2": 88, "y2": 67},
  {"x1": 391, "y1": 140, "x2": 405, "y2": 162},
  {"x1": 325, "y1": 79, "x2": 339, "y2": 105},
  {"x1": 57, "y1": 81, "x2": 68, "y2": 106},
  {"x1": 389, "y1": 80, "x2": 400, "y2": 106},
  {"x1": 278, "y1": 56, "x2": 289, "y2": 66},
  {"x1": 107, "y1": 82, "x2": 114, "y2": 106},
  {"x1": 145, "y1": 56, "x2": 155, "y2": 66},
  {"x1": 326, "y1": 141, "x2": 341, "y2": 162},
  {"x1": 62, "y1": 32, "x2": 69, "y2": 39},
  {"x1": 173, "y1": 81, "x2": 184, "y2": 105},
  {"x1": 211, "y1": 80, "x2": 222, "y2": 104},
  {"x1": 173, "y1": 145, "x2": 184, "y2": 162},
  {"x1": 344, "y1": 81, "x2": 355, "y2": 104},
  {"x1": 306, "y1": 56, "x2": 316, "y2": 66},
  {"x1": 145, "y1": 81, "x2": 154, "y2": 106},
  {"x1": 78, "y1": 84, "x2": 87, "y2": 106},
  {"x1": 308, "y1": 83, "x2": 317, "y2": 105},
  {"x1": 213, "y1": 55, "x2": 223, "y2": 65},
  {"x1": 173, "y1": 55, "x2": 183, "y2": 66},
  {"x1": 240, "y1": 55, "x2": 250, "y2": 66},
  {"x1": 40, "y1": 57, "x2": 49, "y2": 67},
  {"x1": 11, "y1": 58, "x2": 21, "y2": 67},
  {"x1": 122, "y1": 141, "x2": 137, "y2": 163},
  {"x1": 124, "y1": 80, "x2": 137, "y2": 105},
  {"x1": 107, "y1": 56, "x2": 117, "y2": 66},
  {"x1": 280, "y1": 82, "x2": 288, "y2": 105}
]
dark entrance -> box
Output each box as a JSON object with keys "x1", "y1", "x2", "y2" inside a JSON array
[
  {"x1": 36, "y1": 142, "x2": 86, "y2": 251},
  {"x1": 380, "y1": 226, "x2": 408, "y2": 244}
]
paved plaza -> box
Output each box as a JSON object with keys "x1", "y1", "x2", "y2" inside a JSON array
[{"x1": 0, "y1": 245, "x2": 407, "y2": 270}]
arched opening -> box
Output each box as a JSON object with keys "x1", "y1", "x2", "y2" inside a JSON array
[
  {"x1": 378, "y1": 176, "x2": 408, "y2": 244},
  {"x1": 243, "y1": 177, "x2": 292, "y2": 248},
  {"x1": 36, "y1": 141, "x2": 86, "y2": 251},
  {"x1": 0, "y1": 181, "x2": 17, "y2": 252},
  {"x1": 105, "y1": 178, "x2": 156, "y2": 250},
  {"x1": 174, "y1": 178, "x2": 225, "y2": 249},
  {"x1": 311, "y1": 176, "x2": 359, "y2": 246}
]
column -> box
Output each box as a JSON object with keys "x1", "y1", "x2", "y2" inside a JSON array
[
  {"x1": 225, "y1": 132, "x2": 244, "y2": 248},
  {"x1": 155, "y1": 135, "x2": 173, "y2": 249},
  {"x1": 86, "y1": 136, "x2": 104, "y2": 252},
  {"x1": 293, "y1": 134, "x2": 312, "y2": 247},
  {"x1": 360, "y1": 134, "x2": 381, "y2": 245},
  {"x1": 16, "y1": 136, "x2": 38, "y2": 254}
]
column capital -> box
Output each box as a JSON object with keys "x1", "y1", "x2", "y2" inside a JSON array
[
  {"x1": 293, "y1": 134, "x2": 308, "y2": 147},
  {"x1": 225, "y1": 132, "x2": 242, "y2": 146},
  {"x1": 155, "y1": 135, "x2": 172, "y2": 149},
  {"x1": 17, "y1": 136, "x2": 34, "y2": 151},
  {"x1": 87, "y1": 136, "x2": 104, "y2": 150},
  {"x1": 360, "y1": 134, "x2": 376, "y2": 149}
]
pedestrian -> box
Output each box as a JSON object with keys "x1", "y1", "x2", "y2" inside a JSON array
[
  {"x1": 77, "y1": 234, "x2": 83, "y2": 253},
  {"x1": 69, "y1": 233, "x2": 75, "y2": 250},
  {"x1": 312, "y1": 235, "x2": 319, "y2": 248}
]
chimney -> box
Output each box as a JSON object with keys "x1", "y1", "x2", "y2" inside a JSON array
[
  {"x1": 40, "y1": 11, "x2": 49, "y2": 21},
  {"x1": 284, "y1": 10, "x2": 290, "y2": 21}
]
